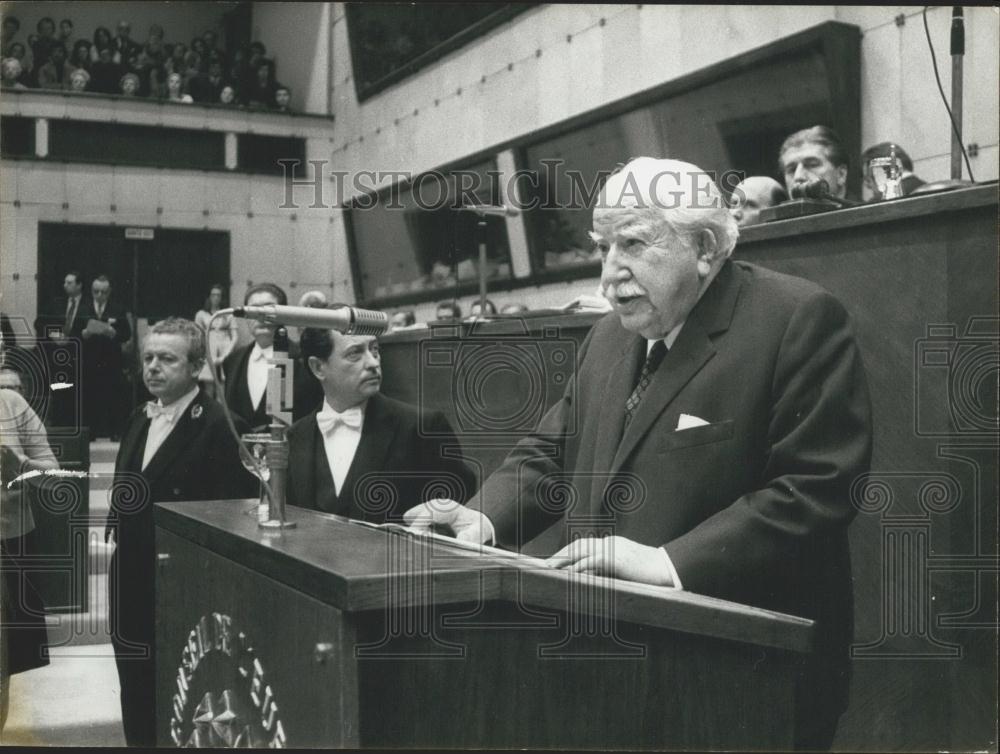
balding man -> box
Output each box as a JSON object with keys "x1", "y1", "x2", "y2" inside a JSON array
[
  {"x1": 406, "y1": 157, "x2": 872, "y2": 750},
  {"x1": 730, "y1": 176, "x2": 788, "y2": 227},
  {"x1": 779, "y1": 125, "x2": 849, "y2": 200}
]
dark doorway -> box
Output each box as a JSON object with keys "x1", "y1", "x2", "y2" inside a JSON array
[
  {"x1": 37, "y1": 222, "x2": 231, "y2": 409},
  {"x1": 37, "y1": 223, "x2": 230, "y2": 324}
]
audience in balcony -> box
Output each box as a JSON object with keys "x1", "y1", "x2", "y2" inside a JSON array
[{"x1": 1, "y1": 13, "x2": 294, "y2": 112}]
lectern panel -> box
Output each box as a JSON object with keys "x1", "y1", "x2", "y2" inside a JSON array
[{"x1": 156, "y1": 529, "x2": 360, "y2": 748}]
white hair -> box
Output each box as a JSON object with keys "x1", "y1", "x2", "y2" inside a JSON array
[{"x1": 597, "y1": 157, "x2": 739, "y2": 261}]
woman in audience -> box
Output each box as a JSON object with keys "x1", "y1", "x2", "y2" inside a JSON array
[
  {"x1": 194, "y1": 284, "x2": 237, "y2": 399},
  {"x1": 1, "y1": 57, "x2": 27, "y2": 90},
  {"x1": 90, "y1": 26, "x2": 112, "y2": 62},
  {"x1": 190, "y1": 37, "x2": 207, "y2": 72},
  {"x1": 219, "y1": 84, "x2": 237, "y2": 106},
  {"x1": 68, "y1": 67, "x2": 90, "y2": 93},
  {"x1": 119, "y1": 71, "x2": 139, "y2": 97},
  {"x1": 164, "y1": 41, "x2": 186, "y2": 77},
  {"x1": 182, "y1": 49, "x2": 201, "y2": 87},
  {"x1": 164, "y1": 71, "x2": 191, "y2": 103},
  {"x1": 69, "y1": 39, "x2": 91, "y2": 72}
]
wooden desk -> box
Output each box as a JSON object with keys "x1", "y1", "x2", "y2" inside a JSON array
[{"x1": 155, "y1": 500, "x2": 812, "y2": 748}]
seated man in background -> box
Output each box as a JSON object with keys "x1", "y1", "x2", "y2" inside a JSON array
[
  {"x1": 287, "y1": 315, "x2": 472, "y2": 521},
  {"x1": 389, "y1": 310, "x2": 416, "y2": 330},
  {"x1": 222, "y1": 283, "x2": 322, "y2": 430},
  {"x1": 779, "y1": 125, "x2": 849, "y2": 200},
  {"x1": 407, "y1": 157, "x2": 872, "y2": 750},
  {"x1": 729, "y1": 176, "x2": 787, "y2": 227},
  {"x1": 861, "y1": 142, "x2": 925, "y2": 200},
  {"x1": 106, "y1": 317, "x2": 254, "y2": 747}
]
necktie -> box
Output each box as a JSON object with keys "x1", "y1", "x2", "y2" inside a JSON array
[
  {"x1": 64, "y1": 298, "x2": 77, "y2": 333},
  {"x1": 316, "y1": 406, "x2": 363, "y2": 434},
  {"x1": 624, "y1": 340, "x2": 667, "y2": 427},
  {"x1": 145, "y1": 402, "x2": 175, "y2": 420}
]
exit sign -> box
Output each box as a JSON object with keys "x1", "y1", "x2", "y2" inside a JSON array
[{"x1": 124, "y1": 227, "x2": 155, "y2": 240}]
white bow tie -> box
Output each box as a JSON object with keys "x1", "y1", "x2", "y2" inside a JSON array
[
  {"x1": 316, "y1": 406, "x2": 363, "y2": 433},
  {"x1": 253, "y1": 347, "x2": 273, "y2": 362},
  {"x1": 145, "y1": 402, "x2": 177, "y2": 421}
]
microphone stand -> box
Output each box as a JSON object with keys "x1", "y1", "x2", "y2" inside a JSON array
[
  {"x1": 209, "y1": 309, "x2": 292, "y2": 530},
  {"x1": 950, "y1": 6, "x2": 965, "y2": 180},
  {"x1": 474, "y1": 211, "x2": 489, "y2": 315},
  {"x1": 260, "y1": 326, "x2": 295, "y2": 529}
]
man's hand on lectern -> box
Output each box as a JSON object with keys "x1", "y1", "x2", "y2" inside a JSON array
[
  {"x1": 403, "y1": 499, "x2": 493, "y2": 544},
  {"x1": 546, "y1": 536, "x2": 676, "y2": 587}
]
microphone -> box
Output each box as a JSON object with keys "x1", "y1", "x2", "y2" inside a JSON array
[
  {"x1": 789, "y1": 178, "x2": 831, "y2": 200},
  {"x1": 458, "y1": 203, "x2": 520, "y2": 217},
  {"x1": 233, "y1": 304, "x2": 389, "y2": 335}
]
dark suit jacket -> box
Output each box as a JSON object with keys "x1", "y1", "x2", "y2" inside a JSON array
[
  {"x1": 38, "y1": 295, "x2": 92, "y2": 341},
  {"x1": 469, "y1": 260, "x2": 872, "y2": 720},
  {"x1": 106, "y1": 389, "x2": 255, "y2": 644},
  {"x1": 222, "y1": 342, "x2": 324, "y2": 431},
  {"x1": 83, "y1": 300, "x2": 131, "y2": 375},
  {"x1": 287, "y1": 393, "x2": 474, "y2": 522}
]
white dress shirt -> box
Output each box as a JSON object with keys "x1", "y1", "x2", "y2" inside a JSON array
[
  {"x1": 316, "y1": 399, "x2": 366, "y2": 495},
  {"x1": 247, "y1": 344, "x2": 273, "y2": 409},
  {"x1": 141, "y1": 385, "x2": 200, "y2": 471}
]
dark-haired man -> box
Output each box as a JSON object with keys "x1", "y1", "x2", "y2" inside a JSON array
[
  {"x1": 287, "y1": 319, "x2": 472, "y2": 519},
  {"x1": 106, "y1": 317, "x2": 253, "y2": 747},
  {"x1": 779, "y1": 125, "x2": 849, "y2": 200},
  {"x1": 221, "y1": 283, "x2": 322, "y2": 430}
]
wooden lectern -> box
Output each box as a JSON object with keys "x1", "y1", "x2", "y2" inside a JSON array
[{"x1": 155, "y1": 500, "x2": 813, "y2": 749}]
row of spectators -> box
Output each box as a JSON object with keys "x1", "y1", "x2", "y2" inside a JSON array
[{"x1": 0, "y1": 15, "x2": 293, "y2": 111}]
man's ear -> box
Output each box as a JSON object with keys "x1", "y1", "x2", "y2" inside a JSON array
[
  {"x1": 836, "y1": 164, "x2": 848, "y2": 192},
  {"x1": 696, "y1": 228, "x2": 718, "y2": 277},
  {"x1": 307, "y1": 355, "x2": 324, "y2": 381}
]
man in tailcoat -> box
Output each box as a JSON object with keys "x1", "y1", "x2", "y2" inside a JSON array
[{"x1": 106, "y1": 317, "x2": 254, "y2": 747}]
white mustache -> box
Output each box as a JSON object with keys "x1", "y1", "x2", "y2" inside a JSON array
[{"x1": 604, "y1": 283, "x2": 645, "y2": 300}]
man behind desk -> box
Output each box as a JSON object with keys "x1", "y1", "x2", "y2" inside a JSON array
[
  {"x1": 287, "y1": 317, "x2": 472, "y2": 520},
  {"x1": 106, "y1": 318, "x2": 253, "y2": 747},
  {"x1": 406, "y1": 157, "x2": 872, "y2": 750},
  {"x1": 222, "y1": 282, "x2": 323, "y2": 430}
]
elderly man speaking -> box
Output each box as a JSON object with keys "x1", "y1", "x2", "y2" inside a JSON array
[{"x1": 405, "y1": 157, "x2": 872, "y2": 749}]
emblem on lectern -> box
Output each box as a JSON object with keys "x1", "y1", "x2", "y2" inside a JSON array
[{"x1": 169, "y1": 613, "x2": 287, "y2": 747}]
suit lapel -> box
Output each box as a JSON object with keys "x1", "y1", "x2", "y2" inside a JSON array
[
  {"x1": 607, "y1": 261, "x2": 744, "y2": 477},
  {"x1": 340, "y1": 394, "x2": 397, "y2": 516},
  {"x1": 141, "y1": 392, "x2": 207, "y2": 484},
  {"x1": 592, "y1": 331, "x2": 645, "y2": 477}
]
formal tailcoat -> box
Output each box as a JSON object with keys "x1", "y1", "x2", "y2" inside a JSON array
[
  {"x1": 469, "y1": 260, "x2": 873, "y2": 725},
  {"x1": 286, "y1": 393, "x2": 475, "y2": 522},
  {"x1": 106, "y1": 388, "x2": 254, "y2": 745}
]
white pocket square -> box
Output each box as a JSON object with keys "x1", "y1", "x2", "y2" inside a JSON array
[{"x1": 676, "y1": 413, "x2": 710, "y2": 431}]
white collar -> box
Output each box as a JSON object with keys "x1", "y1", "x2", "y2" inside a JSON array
[
  {"x1": 648, "y1": 320, "x2": 685, "y2": 354},
  {"x1": 156, "y1": 385, "x2": 200, "y2": 419}
]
